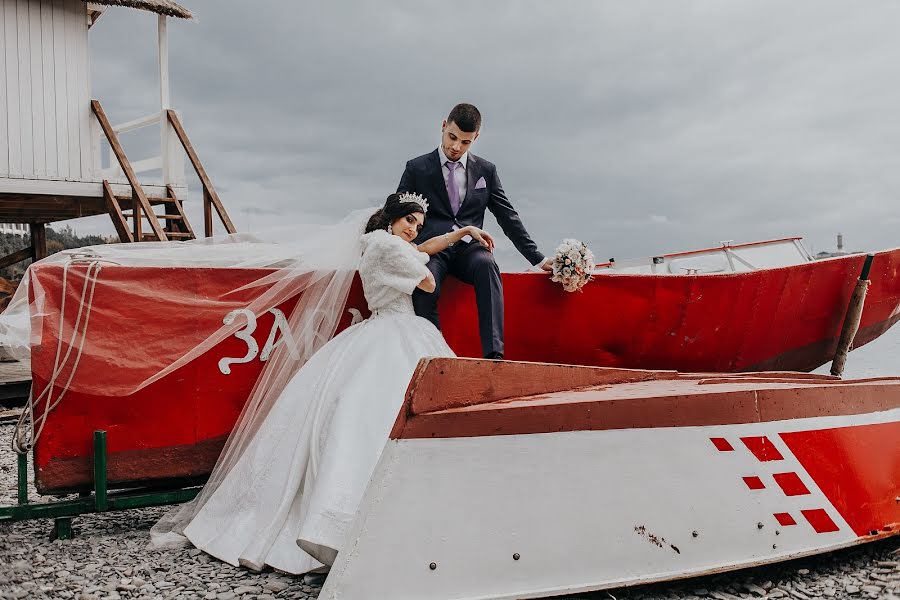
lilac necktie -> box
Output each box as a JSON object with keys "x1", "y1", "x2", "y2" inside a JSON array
[{"x1": 445, "y1": 160, "x2": 461, "y2": 214}]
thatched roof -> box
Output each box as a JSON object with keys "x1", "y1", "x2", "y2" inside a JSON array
[{"x1": 84, "y1": 0, "x2": 193, "y2": 20}]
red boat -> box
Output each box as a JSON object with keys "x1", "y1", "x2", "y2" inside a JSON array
[
  {"x1": 323, "y1": 358, "x2": 900, "y2": 600},
  {"x1": 22, "y1": 241, "x2": 900, "y2": 493}
]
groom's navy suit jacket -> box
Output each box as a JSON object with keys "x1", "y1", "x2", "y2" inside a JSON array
[{"x1": 397, "y1": 149, "x2": 544, "y2": 266}]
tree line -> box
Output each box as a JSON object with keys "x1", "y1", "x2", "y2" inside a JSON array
[{"x1": 0, "y1": 226, "x2": 109, "y2": 280}]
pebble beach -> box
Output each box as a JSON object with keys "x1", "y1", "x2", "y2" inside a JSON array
[{"x1": 1, "y1": 418, "x2": 897, "y2": 600}]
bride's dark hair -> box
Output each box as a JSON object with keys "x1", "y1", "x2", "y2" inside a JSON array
[{"x1": 365, "y1": 193, "x2": 425, "y2": 233}]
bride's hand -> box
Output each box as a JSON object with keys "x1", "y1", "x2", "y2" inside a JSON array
[{"x1": 466, "y1": 227, "x2": 495, "y2": 252}]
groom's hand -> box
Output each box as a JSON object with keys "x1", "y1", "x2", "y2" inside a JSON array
[
  {"x1": 468, "y1": 227, "x2": 495, "y2": 252},
  {"x1": 539, "y1": 257, "x2": 553, "y2": 272}
]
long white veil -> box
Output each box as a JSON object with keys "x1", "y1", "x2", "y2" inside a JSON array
[{"x1": 0, "y1": 206, "x2": 376, "y2": 545}]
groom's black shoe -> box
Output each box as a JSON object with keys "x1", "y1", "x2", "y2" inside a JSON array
[{"x1": 484, "y1": 352, "x2": 504, "y2": 360}]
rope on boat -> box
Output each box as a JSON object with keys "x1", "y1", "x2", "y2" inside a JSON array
[{"x1": 12, "y1": 259, "x2": 106, "y2": 455}]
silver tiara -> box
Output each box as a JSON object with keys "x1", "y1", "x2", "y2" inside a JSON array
[{"x1": 398, "y1": 192, "x2": 428, "y2": 214}]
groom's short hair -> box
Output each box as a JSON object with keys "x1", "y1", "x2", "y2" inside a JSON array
[{"x1": 448, "y1": 103, "x2": 482, "y2": 133}]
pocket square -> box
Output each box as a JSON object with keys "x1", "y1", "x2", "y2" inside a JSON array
[{"x1": 474, "y1": 176, "x2": 487, "y2": 189}]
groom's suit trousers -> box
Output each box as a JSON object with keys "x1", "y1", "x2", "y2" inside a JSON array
[{"x1": 412, "y1": 242, "x2": 503, "y2": 358}]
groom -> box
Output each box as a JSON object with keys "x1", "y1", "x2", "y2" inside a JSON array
[{"x1": 397, "y1": 103, "x2": 551, "y2": 360}]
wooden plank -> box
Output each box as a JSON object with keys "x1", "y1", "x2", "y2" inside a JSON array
[
  {"x1": 405, "y1": 358, "x2": 671, "y2": 416},
  {"x1": 4, "y1": 0, "x2": 22, "y2": 177},
  {"x1": 130, "y1": 156, "x2": 162, "y2": 174},
  {"x1": 0, "y1": 212, "x2": 102, "y2": 222},
  {"x1": 0, "y1": 0, "x2": 8, "y2": 177},
  {"x1": 0, "y1": 408, "x2": 24, "y2": 423},
  {"x1": 30, "y1": 222, "x2": 46, "y2": 260},
  {"x1": 0, "y1": 177, "x2": 178, "y2": 197},
  {"x1": 52, "y1": 0, "x2": 69, "y2": 179},
  {"x1": 40, "y1": 0, "x2": 58, "y2": 178},
  {"x1": 0, "y1": 194, "x2": 94, "y2": 207},
  {"x1": 103, "y1": 179, "x2": 132, "y2": 242},
  {"x1": 166, "y1": 185, "x2": 194, "y2": 239},
  {"x1": 167, "y1": 110, "x2": 236, "y2": 234},
  {"x1": 92, "y1": 100, "x2": 167, "y2": 241},
  {"x1": 0, "y1": 246, "x2": 33, "y2": 270},
  {"x1": 203, "y1": 188, "x2": 212, "y2": 236},
  {"x1": 0, "y1": 211, "x2": 96, "y2": 219},
  {"x1": 28, "y1": 0, "x2": 46, "y2": 177},
  {"x1": 112, "y1": 111, "x2": 162, "y2": 134},
  {"x1": 0, "y1": 193, "x2": 109, "y2": 221},
  {"x1": 63, "y1": 0, "x2": 79, "y2": 178},
  {"x1": 15, "y1": 0, "x2": 33, "y2": 176}
]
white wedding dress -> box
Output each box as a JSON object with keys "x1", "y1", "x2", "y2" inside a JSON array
[{"x1": 180, "y1": 229, "x2": 455, "y2": 575}]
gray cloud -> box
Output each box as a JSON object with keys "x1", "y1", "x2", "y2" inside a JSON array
[{"x1": 72, "y1": 0, "x2": 900, "y2": 266}]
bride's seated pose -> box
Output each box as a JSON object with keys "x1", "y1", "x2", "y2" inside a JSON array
[{"x1": 152, "y1": 192, "x2": 494, "y2": 576}]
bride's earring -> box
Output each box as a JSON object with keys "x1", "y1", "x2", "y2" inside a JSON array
[{"x1": 386, "y1": 223, "x2": 392, "y2": 235}]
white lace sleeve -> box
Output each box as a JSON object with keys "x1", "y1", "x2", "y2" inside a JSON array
[{"x1": 361, "y1": 231, "x2": 432, "y2": 296}]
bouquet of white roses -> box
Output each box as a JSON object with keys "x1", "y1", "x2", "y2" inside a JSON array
[{"x1": 550, "y1": 239, "x2": 595, "y2": 292}]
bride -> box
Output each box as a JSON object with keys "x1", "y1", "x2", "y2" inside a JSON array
[{"x1": 152, "y1": 192, "x2": 495, "y2": 575}]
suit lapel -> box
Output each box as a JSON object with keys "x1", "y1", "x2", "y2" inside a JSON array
[{"x1": 428, "y1": 150, "x2": 453, "y2": 215}]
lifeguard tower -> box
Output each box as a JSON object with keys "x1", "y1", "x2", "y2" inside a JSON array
[{"x1": 0, "y1": 0, "x2": 235, "y2": 273}]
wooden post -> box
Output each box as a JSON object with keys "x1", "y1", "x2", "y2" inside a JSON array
[
  {"x1": 830, "y1": 254, "x2": 875, "y2": 377},
  {"x1": 204, "y1": 188, "x2": 213, "y2": 237},
  {"x1": 158, "y1": 14, "x2": 171, "y2": 185},
  {"x1": 30, "y1": 223, "x2": 47, "y2": 261}
]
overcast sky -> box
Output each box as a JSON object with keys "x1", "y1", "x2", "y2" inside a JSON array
[{"x1": 77, "y1": 1, "x2": 900, "y2": 269}]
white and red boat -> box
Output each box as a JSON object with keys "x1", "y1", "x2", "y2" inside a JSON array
[
  {"x1": 8, "y1": 236, "x2": 900, "y2": 596},
  {"x1": 322, "y1": 358, "x2": 900, "y2": 600},
  {"x1": 21, "y1": 239, "x2": 900, "y2": 494}
]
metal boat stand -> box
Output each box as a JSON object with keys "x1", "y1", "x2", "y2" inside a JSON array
[{"x1": 0, "y1": 430, "x2": 201, "y2": 540}]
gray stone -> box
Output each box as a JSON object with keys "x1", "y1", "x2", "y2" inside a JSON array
[
  {"x1": 263, "y1": 581, "x2": 289, "y2": 593},
  {"x1": 233, "y1": 586, "x2": 261, "y2": 595},
  {"x1": 861, "y1": 585, "x2": 883, "y2": 594},
  {"x1": 743, "y1": 583, "x2": 767, "y2": 596}
]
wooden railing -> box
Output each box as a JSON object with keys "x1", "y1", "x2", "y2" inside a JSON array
[
  {"x1": 91, "y1": 100, "x2": 168, "y2": 241},
  {"x1": 166, "y1": 110, "x2": 236, "y2": 236}
]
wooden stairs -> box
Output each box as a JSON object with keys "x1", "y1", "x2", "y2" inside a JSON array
[{"x1": 91, "y1": 100, "x2": 236, "y2": 243}]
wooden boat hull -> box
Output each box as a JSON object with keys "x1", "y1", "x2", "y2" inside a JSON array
[
  {"x1": 25, "y1": 246, "x2": 900, "y2": 493},
  {"x1": 321, "y1": 359, "x2": 900, "y2": 599}
]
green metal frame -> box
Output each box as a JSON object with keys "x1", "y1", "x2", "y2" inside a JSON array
[{"x1": 0, "y1": 430, "x2": 201, "y2": 539}]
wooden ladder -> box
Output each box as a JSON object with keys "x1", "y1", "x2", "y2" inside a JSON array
[
  {"x1": 103, "y1": 182, "x2": 195, "y2": 243},
  {"x1": 92, "y1": 100, "x2": 235, "y2": 243}
]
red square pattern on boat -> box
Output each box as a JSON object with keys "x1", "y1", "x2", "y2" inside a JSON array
[
  {"x1": 801, "y1": 509, "x2": 840, "y2": 533},
  {"x1": 742, "y1": 476, "x2": 766, "y2": 490},
  {"x1": 710, "y1": 437, "x2": 734, "y2": 452},
  {"x1": 774, "y1": 512, "x2": 797, "y2": 526},
  {"x1": 740, "y1": 436, "x2": 784, "y2": 462},
  {"x1": 780, "y1": 423, "x2": 900, "y2": 537},
  {"x1": 773, "y1": 472, "x2": 811, "y2": 496}
]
